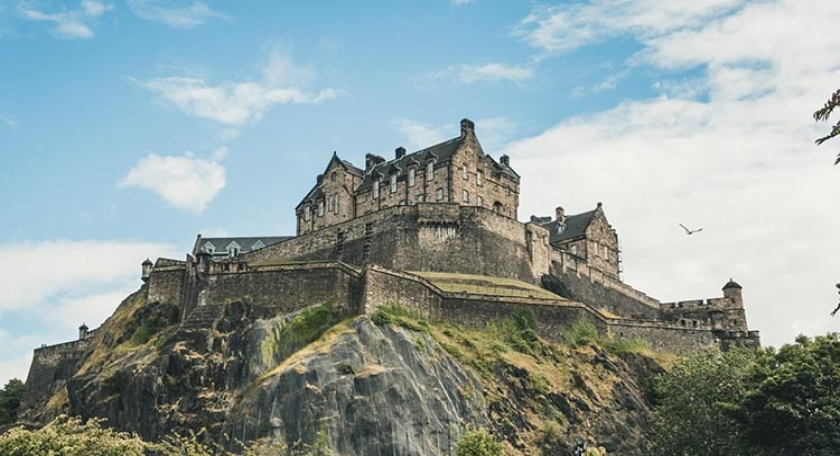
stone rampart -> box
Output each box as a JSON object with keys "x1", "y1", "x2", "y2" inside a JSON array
[
  {"x1": 19, "y1": 337, "x2": 94, "y2": 422},
  {"x1": 148, "y1": 259, "x2": 186, "y2": 305}
]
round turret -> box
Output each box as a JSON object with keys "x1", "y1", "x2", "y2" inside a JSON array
[
  {"x1": 78, "y1": 323, "x2": 89, "y2": 340},
  {"x1": 141, "y1": 258, "x2": 153, "y2": 282},
  {"x1": 722, "y1": 278, "x2": 743, "y2": 307}
]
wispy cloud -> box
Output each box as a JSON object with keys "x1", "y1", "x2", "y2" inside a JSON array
[
  {"x1": 127, "y1": 0, "x2": 225, "y2": 29},
  {"x1": 133, "y1": 48, "x2": 342, "y2": 131},
  {"x1": 411, "y1": 63, "x2": 534, "y2": 87},
  {"x1": 572, "y1": 69, "x2": 629, "y2": 98},
  {"x1": 510, "y1": 0, "x2": 840, "y2": 348},
  {"x1": 515, "y1": 0, "x2": 747, "y2": 54},
  {"x1": 393, "y1": 120, "x2": 447, "y2": 150},
  {"x1": 17, "y1": 0, "x2": 114, "y2": 39},
  {"x1": 119, "y1": 151, "x2": 226, "y2": 213},
  {"x1": 0, "y1": 113, "x2": 18, "y2": 129},
  {"x1": 394, "y1": 117, "x2": 519, "y2": 152}
]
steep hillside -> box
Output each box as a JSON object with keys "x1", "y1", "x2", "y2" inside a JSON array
[{"x1": 25, "y1": 286, "x2": 669, "y2": 455}]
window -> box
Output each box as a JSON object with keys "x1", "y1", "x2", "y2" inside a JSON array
[
  {"x1": 477, "y1": 195, "x2": 483, "y2": 207},
  {"x1": 408, "y1": 168, "x2": 416, "y2": 187},
  {"x1": 436, "y1": 188, "x2": 444, "y2": 201},
  {"x1": 252, "y1": 240, "x2": 265, "y2": 250},
  {"x1": 373, "y1": 180, "x2": 380, "y2": 199},
  {"x1": 304, "y1": 207, "x2": 311, "y2": 221},
  {"x1": 226, "y1": 242, "x2": 241, "y2": 258},
  {"x1": 570, "y1": 245, "x2": 578, "y2": 255},
  {"x1": 390, "y1": 174, "x2": 397, "y2": 193},
  {"x1": 427, "y1": 161, "x2": 435, "y2": 181},
  {"x1": 318, "y1": 200, "x2": 324, "y2": 216},
  {"x1": 334, "y1": 193, "x2": 340, "y2": 214},
  {"x1": 477, "y1": 170, "x2": 483, "y2": 186},
  {"x1": 328, "y1": 195, "x2": 335, "y2": 212},
  {"x1": 462, "y1": 164, "x2": 468, "y2": 180},
  {"x1": 416, "y1": 194, "x2": 424, "y2": 203},
  {"x1": 331, "y1": 172, "x2": 336, "y2": 181},
  {"x1": 462, "y1": 190, "x2": 470, "y2": 203},
  {"x1": 604, "y1": 245, "x2": 609, "y2": 260}
]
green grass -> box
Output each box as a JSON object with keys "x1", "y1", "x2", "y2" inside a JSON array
[
  {"x1": 563, "y1": 320, "x2": 600, "y2": 347},
  {"x1": 409, "y1": 271, "x2": 562, "y2": 300},
  {"x1": 603, "y1": 336, "x2": 651, "y2": 355},
  {"x1": 259, "y1": 301, "x2": 340, "y2": 365}
]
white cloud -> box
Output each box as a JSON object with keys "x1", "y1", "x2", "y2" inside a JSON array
[
  {"x1": 393, "y1": 120, "x2": 446, "y2": 150},
  {"x1": 0, "y1": 240, "x2": 180, "y2": 386},
  {"x1": 508, "y1": 0, "x2": 840, "y2": 348},
  {"x1": 17, "y1": 0, "x2": 113, "y2": 39},
  {"x1": 572, "y1": 70, "x2": 629, "y2": 98},
  {"x1": 134, "y1": 49, "x2": 342, "y2": 129},
  {"x1": 411, "y1": 63, "x2": 534, "y2": 87},
  {"x1": 120, "y1": 151, "x2": 226, "y2": 213},
  {"x1": 0, "y1": 240, "x2": 176, "y2": 313},
  {"x1": 516, "y1": 0, "x2": 747, "y2": 53},
  {"x1": 127, "y1": 0, "x2": 224, "y2": 29}
]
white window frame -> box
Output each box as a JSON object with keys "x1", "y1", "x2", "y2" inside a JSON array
[
  {"x1": 436, "y1": 188, "x2": 444, "y2": 201},
  {"x1": 390, "y1": 174, "x2": 397, "y2": 193},
  {"x1": 477, "y1": 195, "x2": 483, "y2": 207},
  {"x1": 304, "y1": 207, "x2": 311, "y2": 221},
  {"x1": 408, "y1": 168, "x2": 416, "y2": 187},
  {"x1": 318, "y1": 200, "x2": 324, "y2": 217},
  {"x1": 426, "y1": 161, "x2": 435, "y2": 181},
  {"x1": 334, "y1": 193, "x2": 340, "y2": 214},
  {"x1": 462, "y1": 190, "x2": 469, "y2": 203},
  {"x1": 571, "y1": 244, "x2": 578, "y2": 255},
  {"x1": 477, "y1": 170, "x2": 483, "y2": 186},
  {"x1": 373, "y1": 180, "x2": 380, "y2": 199},
  {"x1": 462, "y1": 164, "x2": 468, "y2": 180}
]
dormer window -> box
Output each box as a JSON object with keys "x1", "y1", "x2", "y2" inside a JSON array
[
  {"x1": 462, "y1": 164, "x2": 468, "y2": 180},
  {"x1": 427, "y1": 161, "x2": 435, "y2": 181},
  {"x1": 408, "y1": 168, "x2": 416, "y2": 187},
  {"x1": 373, "y1": 179, "x2": 380, "y2": 199},
  {"x1": 390, "y1": 174, "x2": 397, "y2": 193},
  {"x1": 202, "y1": 242, "x2": 216, "y2": 254},
  {"x1": 226, "y1": 241, "x2": 241, "y2": 258},
  {"x1": 252, "y1": 240, "x2": 265, "y2": 250}
]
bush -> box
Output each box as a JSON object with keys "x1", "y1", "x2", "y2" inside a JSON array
[
  {"x1": 603, "y1": 336, "x2": 649, "y2": 355},
  {"x1": 0, "y1": 379, "x2": 24, "y2": 426},
  {"x1": 371, "y1": 302, "x2": 428, "y2": 331},
  {"x1": 454, "y1": 428, "x2": 506, "y2": 456},
  {"x1": 564, "y1": 320, "x2": 599, "y2": 347},
  {"x1": 500, "y1": 308, "x2": 542, "y2": 355},
  {"x1": 0, "y1": 415, "x2": 145, "y2": 456}
]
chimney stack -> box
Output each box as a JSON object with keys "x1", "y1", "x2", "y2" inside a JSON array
[
  {"x1": 395, "y1": 147, "x2": 406, "y2": 159},
  {"x1": 316, "y1": 174, "x2": 324, "y2": 184},
  {"x1": 500, "y1": 155, "x2": 510, "y2": 167},
  {"x1": 460, "y1": 118, "x2": 475, "y2": 138},
  {"x1": 555, "y1": 206, "x2": 565, "y2": 222},
  {"x1": 365, "y1": 153, "x2": 385, "y2": 172}
]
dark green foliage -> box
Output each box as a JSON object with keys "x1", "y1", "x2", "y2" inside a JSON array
[
  {"x1": 730, "y1": 334, "x2": 840, "y2": 456},
  {"x1": 563, "y1": 320, "x2": 599, "y2": 347},
  {"x1": 371, "y1": 302, "x2": 428, "y2": 332},
  {"x1": 454, "y1": 428, "x2": 506, "y2": 456},
  {"x1": 501, "y1": 308, "x2": 541, "y2": 355},
  {"x1": 0, "y1": 379, "x2": 24, "y2": 426},
  {"x1": 274, "y1": 302, "x2": 339, "y2": 356},
  {"x1": 813, "y1": 88, "x2": 840, "y2": 164},
  {"x1": 649, "y1": 348, "x2": 756, "y2": 456}
]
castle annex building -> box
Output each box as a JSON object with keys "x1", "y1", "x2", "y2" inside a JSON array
[{"x1": 24, "y1": 119, "x2": 759, "y2": 418}]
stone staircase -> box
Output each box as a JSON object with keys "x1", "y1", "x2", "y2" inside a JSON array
[{"x1": 180, "y1": 303, "x2": 225, "y2": 331}]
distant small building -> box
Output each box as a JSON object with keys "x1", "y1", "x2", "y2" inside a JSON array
[{"x1": 192, "y1": 236, "x2": 292, "y2": 258}]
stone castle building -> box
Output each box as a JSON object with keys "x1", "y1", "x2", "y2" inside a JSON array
[{"x1": 23, "y1": 118, "x2": 759, "y2": 416}]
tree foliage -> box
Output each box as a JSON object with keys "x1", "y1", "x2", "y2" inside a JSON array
[
  {"x1": 454, "y1": 428, "x2": 507, "y2": 456},
  {"x1": 648, "y1": 347, "x2": 756, "y2": 456},
  {"x1": 0, "y1": 416, "x2": 145, "y2": 456},
  {"x1": 813, "y1": 88, "x2": 840, "y2": 164},
  {"x1": 730, "y1": 334, "x2": 840, "y2": 456},
  {"x1": 0, "y1": 379, "x2": 25, "y2": 426}
]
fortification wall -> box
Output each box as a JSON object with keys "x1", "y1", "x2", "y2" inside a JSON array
[
  {"x1": 237, "y1": 204, "x2": 547, "y2": 284},
  {"x1": 608, "y1": 321, "x2": 720, "y2": 354},
  {"x1": 19, "y1": 338, "x2": 93, "y2": 421},
  {"x1": 148, "y1": 261, "x2": 186, "y2": 305},
  {"x1": 548, "y1": 250, "x2": 661, "y2": 319},
  {"x1": 199, "y1": 263, "x2": 362, "y2": 317}
]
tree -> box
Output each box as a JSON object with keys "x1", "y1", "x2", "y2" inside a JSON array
[
  {"x1": 0, "y1": 416, "x2": 145, "y2": 456},
  {"x1": 454, "y1": 428, "x2": 506, "y2": 456},
  {"x1": 813, "y1": 88, "x2": 840, "y2": 164},
  {"x1": 729, "y1": 334, "x2": 840, "y2": 456},
  {"x1": 0, "y1": 379, "x2": 25, "y2": 426},
  {"x1": 648, "y1": 348, "x2": 756, "y2": 456}
]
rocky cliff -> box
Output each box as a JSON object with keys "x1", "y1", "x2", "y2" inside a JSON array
[{"x1": 21, "y1": 286, "x2": 668, "y2": 455}]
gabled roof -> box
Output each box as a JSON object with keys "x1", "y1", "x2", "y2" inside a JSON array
[
  {"x1": 358, "y1": 136, "x2": 464, "y2": 190},
  {"x1": 540, "y1": 209, "x2": 598, "y2": 244},
  {"x1": 193, "y1": 236, "x2": 292, "y2": 256}
]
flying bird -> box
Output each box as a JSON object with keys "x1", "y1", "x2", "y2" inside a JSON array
[
  {"x1": 831, "y1": 283, "x2": 840, "y2": 317},
  {"x1": 679, "y1": 223, "x2": 703, "y2": 235}
]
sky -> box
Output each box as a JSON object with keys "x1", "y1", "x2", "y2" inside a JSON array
[{"x1": 1, "y1": 0, "x2": 839, "y2": 386}]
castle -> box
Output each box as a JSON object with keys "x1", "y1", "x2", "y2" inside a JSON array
[{"x1": 22, "y1": 119, "x2": 759, "y2": 416}]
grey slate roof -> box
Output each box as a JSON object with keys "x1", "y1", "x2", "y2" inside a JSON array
[
  {"x1": 193, "y1": 236, "x2": 292, "y2": 256},
  {"x1": 540, "y1": 209, "x2": 598, "y2": 244},
  {"x1": 358, "y1": 136, "x2": 464, "y2": 190}
]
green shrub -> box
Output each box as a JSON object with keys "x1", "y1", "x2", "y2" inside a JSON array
[
  {"x1": 371, "y1": 302, "x2": 428, "y2": 331},
  {"x1": 603, "y1": 336, "x2": 650, "y2": 355},
  {"x1": 564, "y1": 320, "x2": 599, "y2": 347},
  {"x1": 0, "y1": 415, "x2": 145, "y2": 456},
  {"x1": 454, "y1": 428, "x2": 506, "y2": 456},
  {"x1": 500, "y1": 308, "x2": 542, "y2": 355},
  {"x1": 537, "y1": 421, "x2": 562, "y2": 445}
]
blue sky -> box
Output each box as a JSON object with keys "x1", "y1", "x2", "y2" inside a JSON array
[{"x1": 1, "y1": 0, "x2": 839, "y2": 385}]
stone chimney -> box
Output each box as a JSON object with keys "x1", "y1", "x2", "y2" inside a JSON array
[
  {"x1": 141, "y1": 258, "x2": 153, "y2": 282},
  {"x1": 500, "y1": 155, "x2": 510, "y2": 167},
  {"x1": 460, "y1": 118, "x2": 475, "y2": 138},
  {"x1": 365, "y1": 153, "x2": 385, "y2": 172},
  {"x1": 395, "y1": 147, "x2": 406, "y2": 159},
  {"x1": 555, "y1": 206, "x2": 565, "y2": 222},
  {"x1": 78, "y1": 323, "x2": 89, "y2": 341}
]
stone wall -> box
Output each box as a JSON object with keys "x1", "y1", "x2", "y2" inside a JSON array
[
  {"x1": 19, "y1": 338, "x2": 93, "y2": 421},
  {"x1": 148, "y1": 259, "x2": 186, "y2": 305},
  {"x1": 608, "y1": 321, "x2": 721, "y2": 354},
  {"x1": 548, "y1": 250, "x2": 661, "y2": 319}
]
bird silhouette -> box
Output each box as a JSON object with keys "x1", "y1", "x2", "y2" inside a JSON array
[
  {"x1": 831, "y1": 284, "x2": 840, "y2": 317},
  {"x1": 679, "y1": 223, "x2": 703, "y2": 235}
]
